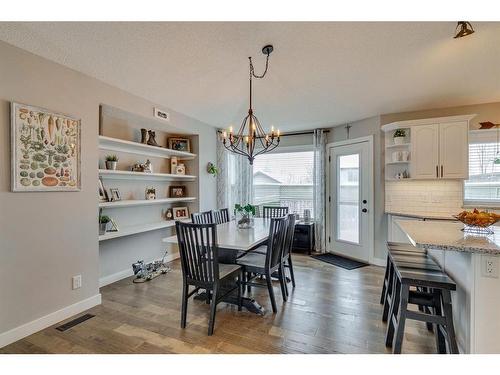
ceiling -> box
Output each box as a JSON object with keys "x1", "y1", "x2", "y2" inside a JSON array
[{"x1": 1, "y1": 22, "x2": 500, "y2": 131}]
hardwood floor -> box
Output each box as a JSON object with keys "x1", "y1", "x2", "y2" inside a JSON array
[{"x1": 0, "y1": 254, "x2": 436, "y2": 354}]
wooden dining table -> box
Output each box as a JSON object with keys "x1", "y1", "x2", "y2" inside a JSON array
[{"x1": 163, "y1": 218, "x2": 272, "y2": 314}]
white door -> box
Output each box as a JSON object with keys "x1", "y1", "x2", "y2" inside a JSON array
[
  {"x1": 411, "y1": 124, "x2": 440, "y2": 179},
  {"x1": 328, "y1": 137, "x2": 374, "y2": 263},
  {"x1": 439, "y1": 121, "x2": 469, "y2": 179}
]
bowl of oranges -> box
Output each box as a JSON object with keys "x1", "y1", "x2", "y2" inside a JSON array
[{"x1": 454, "y1": 209, "x2": 500, "y2": 234}]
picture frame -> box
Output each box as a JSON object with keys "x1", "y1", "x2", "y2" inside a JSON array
[
  {"x1": 109, "y1": 188, "x2": 122, "y2": 202},
  {"x1": 108, "y1": 218, "x2": 119, "y2": 232},
  {"x1": 173, "y1": 206, "x2": 189, "y2": 220},
  {"x1": 168, "y1": 137, "x2": 191, "y2": 153},
  {"x1": 175, "y1": 163, "x2": 186, "y2": 175},
  {"x1": 98, "y1": 177, "x2": 109, "y2": 202},
  {"x1": 169, "y1": 185, "x2": 186, "y2": 198},
  {"x1": 11, "y1": 102, "x2": 81, "y2": 192},
  {"x1": 164, "y1": 208, "x2": 174, "y2": 221}
]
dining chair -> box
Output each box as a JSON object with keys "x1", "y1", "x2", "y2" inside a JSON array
[
  {"x1": 281, "y1": 214, "x2": 297, "y2": 297},
  {"x1": 191, "y1": 210, "x2": 214, "y2": 224},
  {"x1": 213, "y1": 208, "x2": 230, "y2": 224},
  {"x1": 236, "y1": 216, "x2": 289, "y2": 313},
  {"x1": 262, "y1": 206, "x2": 289, "y2": 218},
  {"x1": 175, "y1": 221, "x2": 243, "y2": 336}
]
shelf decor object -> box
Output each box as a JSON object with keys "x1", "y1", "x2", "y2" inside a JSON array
[
  {"x1": 11, "y1": 102, "x2": 81, "y2": 192},
  {"x1": 98, "y1": 169, "x2": 196, "y2": 181},
  {"x1": 219, "y1": 45, "x2": 280, "y2": 165}
]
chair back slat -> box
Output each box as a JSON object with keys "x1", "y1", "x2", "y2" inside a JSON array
[
  {"x1": 213, "y1": 208, "x2": 230, "y2": 224},
  {"x1": 282, "y1": 214, "x2": 296, "y2": 259},
  {"x1": 263, "y1": 206, "x2": 289, "y2": 219},
  {"x1": 265, "y1": 216, "x2": 289, "y2": 269},
  {"x1": 176, "y1": 221, "x2": 219, "y2": 285},
  {"x1": 191, "y1": 210, "x2": 214, "y2": 224}
]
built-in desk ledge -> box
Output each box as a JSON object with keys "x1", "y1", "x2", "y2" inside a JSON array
[
  {"x1": 396, "y1": 219, "x2": 500, "y2": 255},
  {"x1": 385, "y1": 211, "x2": 457, "y2": 221}
]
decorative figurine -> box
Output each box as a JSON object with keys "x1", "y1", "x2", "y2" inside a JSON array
[
  {"x1": 140, "y1": 128, "x2": 148, "y2": 144},
  {"x1": 147, "y1": 130, "x2": 159, "y2": 147},
  {"x1": 145, "y1": 187, "x2": 156, "y2": 200}
]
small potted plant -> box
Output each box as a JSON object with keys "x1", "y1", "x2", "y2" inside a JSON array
[
  {"x1": 99, "y1": 215, "x2": 111, "y2": 235},
  {"x1": 235, "y1": 203, "x2": 256, "y2": 229},
  {"x1": 105, "y1": 155, "x2": 118, "y2": 170},
  {"x1": 393, "y1": 129, "x2": 406, "y2": 145},
  {"x1": 207, "y1": 162, "x2": 219, "y2": 177}
]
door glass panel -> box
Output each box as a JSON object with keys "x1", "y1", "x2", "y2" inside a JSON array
[{"x1": 336, "y1": 153, "x2": 360, "y2": 244}]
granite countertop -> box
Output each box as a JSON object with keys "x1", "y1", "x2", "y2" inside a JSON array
[
  {"x1": 396, "y1": 220, "x2": 500, "y2": 255},
  {"x1": 386, "y1": 211, "x2": 458, "y2": 221}
]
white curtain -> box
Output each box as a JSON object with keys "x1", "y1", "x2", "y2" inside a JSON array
[
  {"x1": 216, "y1": 131, "x2": 253, "y2": 214},
  {"x1": 313, "y1": 129, "x2": 327, "y2": 253}
]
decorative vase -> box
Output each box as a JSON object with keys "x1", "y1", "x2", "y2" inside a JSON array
[
  {"x1": 105, "y1": 161, "x2": 117, "y2": 170},
  {"x1": 393, "y1": 136, "x2": 405, "y2": 145},
  {"x1": 99, "y1": 222, "x2": 108, "y2": 235},
  {"x1": 140, "y1": 128, "x2": 148, "y2": 144},
  {"x1": 237, "y1": 213, "x2": 254, "y2": 229}
]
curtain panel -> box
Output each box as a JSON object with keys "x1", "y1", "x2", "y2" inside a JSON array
[{"x1": 313, "y1": 129, "x2": 327, "y2": 253}]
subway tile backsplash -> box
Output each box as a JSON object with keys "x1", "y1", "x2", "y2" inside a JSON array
[{"x1": 385, "y1": 180, "x2": 463, "y2": 216}]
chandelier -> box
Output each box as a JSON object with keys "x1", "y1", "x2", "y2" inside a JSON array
[{"x1": 220, "y1": 44, "x2": 280, "y2": 165}]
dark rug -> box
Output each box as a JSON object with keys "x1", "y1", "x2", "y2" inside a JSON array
[{"x1": 311, "y1": 253, "x2": 368, "y2": 270}]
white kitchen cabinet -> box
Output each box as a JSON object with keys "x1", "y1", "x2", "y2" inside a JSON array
[
  {"x1": 439, "y1": 121, "x2": 469, "y2": 179},
  {"x1": 382, "y1": 115, "x2": 475, "y2": 181},
  {"x1": 411, "y1": 124, "x2": 440, "y2": 179}
]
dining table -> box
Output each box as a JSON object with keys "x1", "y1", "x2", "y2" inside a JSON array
[{"x1": 163, "y1": 218, "x2": 272, "y2": 314}]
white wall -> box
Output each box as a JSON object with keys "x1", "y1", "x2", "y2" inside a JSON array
[{"x1": 0, "y1": 40, "x2": 216, "y2": 346}]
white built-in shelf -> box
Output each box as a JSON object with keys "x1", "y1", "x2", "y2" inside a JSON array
[
  {"x1": 99, "y1": 169, "x2": 196, "y2": 181},
  {"x1": 99, "y1": 135, "x2": 196, "y2": 160},
  {"x1": 162, "y1": 235, "x2": 177, "y2": 244},
  {"x1": 99, "y1": 219, "x2": 190, "y2": 242},
  {"x1": 99, "y1": 197, "x2": 196, "y2": 208},
  {"x1": 386, "y1": 161, "x2": 410, "y2": 165},
  {"x1": 386, "y1": 143, "x2": 411, "y2": 149}
]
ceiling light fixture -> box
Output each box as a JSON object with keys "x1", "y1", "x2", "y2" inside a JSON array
[
  {"x1": 220, "y1": 44, "x2": 280, "y2": 165},
  {"x1": 454, "y1": 21, "x2": 475, "y2": 38}
]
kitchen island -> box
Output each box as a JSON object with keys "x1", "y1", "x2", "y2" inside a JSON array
[{"x1": 397, "y1": 220, "x2": 500, "y2": 354}]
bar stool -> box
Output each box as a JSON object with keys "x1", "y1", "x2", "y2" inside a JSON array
[{"x1": 385, "y1": 260, "x2": 459, "y2": 354}]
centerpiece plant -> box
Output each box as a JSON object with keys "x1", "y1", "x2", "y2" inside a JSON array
[{"x1": 234, "y1": 203, "x2": 256, "y2": 229}]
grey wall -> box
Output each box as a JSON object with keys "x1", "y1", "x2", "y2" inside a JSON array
[
  {"x1": 0, "y1": 40, "x2": 216, "y2": 339},
  {"x1": 327, "y1": 116, "x2": 387, "y2": 262}
]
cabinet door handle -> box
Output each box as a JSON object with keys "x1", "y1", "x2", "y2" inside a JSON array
[
  {"x1": 441, "y1": 165, "x2": 444, "y2": 178},
  {"x1": 436, "y1": 165, "x2": 439, "y2": 178}
]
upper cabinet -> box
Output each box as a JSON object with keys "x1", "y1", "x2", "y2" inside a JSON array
[{"x1": 382, "y1": 115, "x2": 475, "y2": 181}]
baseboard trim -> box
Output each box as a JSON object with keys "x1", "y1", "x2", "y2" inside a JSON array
[
  {"x1": 99, "y1": 252, "x2": 180, "y2": 288},
  {"x1": 370, "y1": 257, "x2": 386, "y2": 267},
  {"x1": 0, "y1": 293, "x2": 101, "y2": 348}
]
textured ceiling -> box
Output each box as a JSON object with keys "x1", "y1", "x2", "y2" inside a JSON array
[{"x1": 1, "y1": 22, "x2": 500, "y2": 131}]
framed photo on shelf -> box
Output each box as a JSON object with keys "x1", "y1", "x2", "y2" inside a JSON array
[
  {"x1": 168, "y1": 137, "x2": 190, "y2": 153},
  {"x1": 164, "y1": 208, "x2": 174, "y2": 221},
  {"x1": 109, "y1": 188, "x2": 121, "y2": 202},
  {"x1": 98, "y1": 177, "x2": 109, "y2": 202},
  {"x1": 169, "y1": 185, "x2": 186, "y2": 198},
  {"x1": 173, "y1": 206, "x2": 189, "y2": 220}
]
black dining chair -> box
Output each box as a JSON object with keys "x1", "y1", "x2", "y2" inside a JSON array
[
  {"x1": 191, "y1": 210, "x2": 214, "y2": 224},
  {"x1": 281, "y1": 214, "x2": 297, "y2": 296},
  {"x1": 262, "y1": 206, "x2": 289, "y2": 218},
  {"x1": 236, "y1": 216, "x2": 289, "y2": 313},
  {"x1": 176, "y1": 221, "x2": 243, "y2": 336},
  {"x1": 213, "y1": 208, "x2": 230, "y2": 224}
]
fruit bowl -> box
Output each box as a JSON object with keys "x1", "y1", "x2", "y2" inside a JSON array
[{"x1": 454, "y1": 209, "x2": 500, "y2": 234}]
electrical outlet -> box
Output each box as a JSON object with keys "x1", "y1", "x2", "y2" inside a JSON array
[
  {"x1": 482, "y1": 256, "x2": 499, "y2": 278},
  {"x1": 72, "y1": 275, "x2": 82, "y2": 290}
]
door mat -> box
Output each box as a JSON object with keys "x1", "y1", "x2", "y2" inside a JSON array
[{"x1": 311, "y1": 253, "x2": 368, "y2": 270}]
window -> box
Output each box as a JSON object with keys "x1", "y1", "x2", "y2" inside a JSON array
[
  {"x1": 252, "y1": 150, "x2": 314, "y2": 216},
  {"x1": 464, "y1": 131, "x2": 500, "y2": 205}
]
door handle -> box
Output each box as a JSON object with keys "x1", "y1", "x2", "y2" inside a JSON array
[
  {"x1": 441, "y1": 165, "x2": 444, "y2": 178},
  {"x1": 436, "y1": 165, "x2": 439, "y2": 178},
  {"x1": 362, "y1": 208, "x2": 368, "y2": 213}
]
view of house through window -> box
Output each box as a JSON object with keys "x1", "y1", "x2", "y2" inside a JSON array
[
  {"x1": 253, "y1": 150, "x2": 314, "y2": 217},
  {"x1": 464, "y1": 131, "x2": 500, "y2": 205}
]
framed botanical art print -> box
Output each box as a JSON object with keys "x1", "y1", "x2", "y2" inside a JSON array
[{"x1": 11, "y1": 102, "x2": 81, "y2": 192}]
